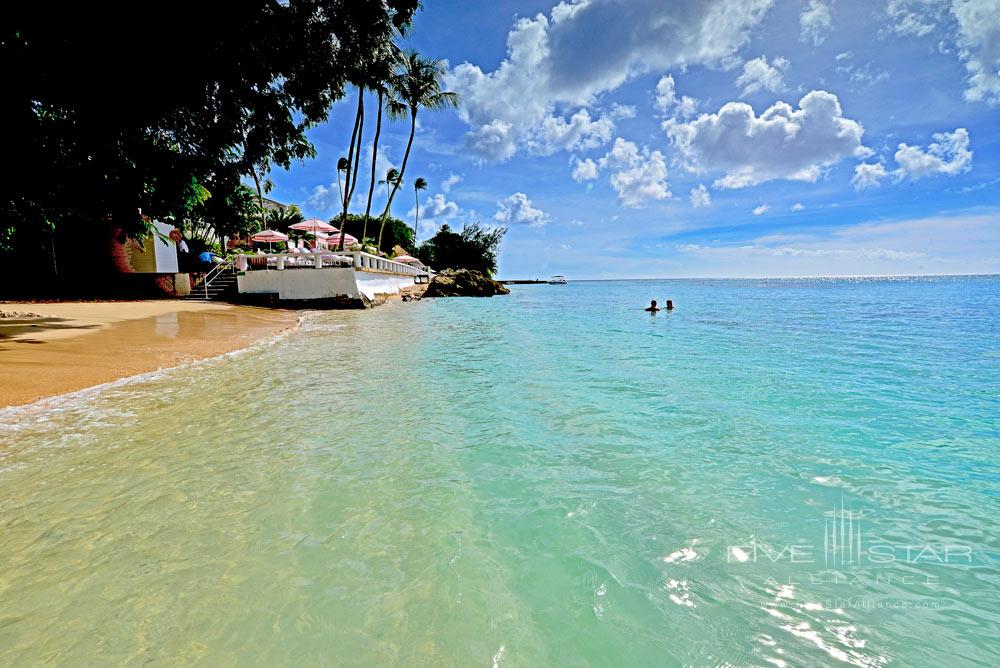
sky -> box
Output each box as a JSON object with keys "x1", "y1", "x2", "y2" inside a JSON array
[{"x1": 268, "y1": 0, "x2": 1000, "y2": 279}]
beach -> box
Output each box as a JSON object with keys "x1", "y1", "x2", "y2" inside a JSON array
[{"x1": 0, "y1": 301, "x2": 299, "y2": 408}]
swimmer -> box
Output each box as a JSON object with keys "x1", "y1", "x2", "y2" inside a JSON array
[{"x1": 644, "y1": 300, "x2": 660, "y2": 312}]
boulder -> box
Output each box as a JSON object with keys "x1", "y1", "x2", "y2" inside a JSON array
[{"x1": 424, "y1": 269, "x2": 510, "y2": 297}]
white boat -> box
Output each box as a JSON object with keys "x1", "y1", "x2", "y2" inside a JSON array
[{"x1": 548, "y1": 275, "x2": 567, "y2": 284}]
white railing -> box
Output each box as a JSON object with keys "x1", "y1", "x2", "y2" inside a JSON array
[
  {"x1": 234, "y1": 251, "x2": 427, "y2": 277},
  {"x1": 202, "y1": 261, "x2": 233, "y2": 298},
  {"x1": 348, "y1": 251, "x2": 425, "y2": 276}
]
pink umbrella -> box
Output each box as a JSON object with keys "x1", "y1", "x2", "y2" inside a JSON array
[
  {"x1": 394, "y1": 254, "x2": 420, "y2": 263},
  {"x1": 251, "y1": 229, "x2": 289, "y2": 251},
  {"x1": 318, "y1": 231, "x2": 357, "y2": 248},
  {"x1": 290, "y1": 219, "x2": 338, "y2": 234}
]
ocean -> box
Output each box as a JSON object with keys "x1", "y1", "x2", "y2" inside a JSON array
[{"x1": 1, "y1": 276, "x2": 998, "y2": 665}]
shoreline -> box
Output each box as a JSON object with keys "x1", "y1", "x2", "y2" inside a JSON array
[{"x1": 0, "y1": 301, "x2": 301, "y2": 409}]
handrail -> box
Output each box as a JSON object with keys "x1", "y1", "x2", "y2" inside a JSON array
[{"x1": 202, "y1": 261, "x2": 233, "y2": 298}]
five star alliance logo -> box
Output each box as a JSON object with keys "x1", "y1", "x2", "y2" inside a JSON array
[{"x1": 824, "y1": 500, "x2": 862, "y2": 567}]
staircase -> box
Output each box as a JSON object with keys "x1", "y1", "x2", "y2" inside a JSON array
[{"x1": 184, "y1": 266, "x2": 238, "y2": 302}]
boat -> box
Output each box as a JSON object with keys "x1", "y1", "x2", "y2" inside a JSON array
[{"x1": 548, "y1": 275, "x2": 567, "y2": 284}]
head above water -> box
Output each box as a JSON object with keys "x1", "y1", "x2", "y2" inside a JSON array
[{"x1": 650, "y1": 300, "x2": 657, "y2": 307}]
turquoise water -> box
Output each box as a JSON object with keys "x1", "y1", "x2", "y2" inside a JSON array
[{"x1": 1, "y1": 276, "x2": 998, "y2": 665}]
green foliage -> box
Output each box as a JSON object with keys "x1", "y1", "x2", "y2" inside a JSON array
[
  {"x1": 1, "y1": 0, "x2": 418, "y2": 283},
  {"x1": 417, "y1": 223, "x2": 506, "y2": 277},
  {"x1": 336, "y1": 213, "x2": 413, "y2": 254}
]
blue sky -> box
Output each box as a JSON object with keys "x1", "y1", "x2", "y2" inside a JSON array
[{"x1": 269, "y1": 0, "x2": 1000, "y2": 278}]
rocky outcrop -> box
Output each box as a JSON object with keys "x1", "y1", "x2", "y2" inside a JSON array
[{"x1": 424, "y1": 269, "x2": 510, "y2": 297}]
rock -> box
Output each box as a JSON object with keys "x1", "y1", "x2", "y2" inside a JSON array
[{"x1": 424, "y1": 269, "x2": 511, "y2": 298}]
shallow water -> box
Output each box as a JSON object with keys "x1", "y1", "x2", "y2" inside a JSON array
[{"x1": 1, "y1": 276, "x2": 999, "y2": 665}]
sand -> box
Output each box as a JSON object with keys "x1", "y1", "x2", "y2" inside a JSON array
[{"x1": 0, "y1": 301, "x2": 299, "y2": 408}]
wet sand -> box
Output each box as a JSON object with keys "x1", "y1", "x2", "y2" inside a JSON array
[{"x1": 0, "y1": 301, "x2": 299, "y2": 408}]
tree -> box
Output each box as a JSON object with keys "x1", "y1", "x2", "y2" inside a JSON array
[
  {"x1": 376, "y1": 51, "x2": 459, "y2": 248},
  {"x1": 412, "y1": 177, "x2": 427, "y2": 245},
  {"x1": 417, "y1": 223, "x2": 506, "y2": 276},
  {"x1": 1, "y1": 0, "x2": 419, "y2": 291},
  {"x1": 360, "y1": 46, "x2": 402, "y2": 244},
  {"x1": 334, "y1": 213, "x2": 413, "y2": 254}
]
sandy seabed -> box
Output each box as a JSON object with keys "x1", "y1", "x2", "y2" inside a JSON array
[{"x1": 0, "y1": 301, "x2": 299, "y2": 408}]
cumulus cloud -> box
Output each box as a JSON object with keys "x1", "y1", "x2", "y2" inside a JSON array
[
  {"x1": 494, "y1": 192, "x2": 549, "y2": 226},
  {"x1": 736, "y1": 55, "x2": 789, "y2": 96},
  {"x1": 753, "y1": 204, "x2": 771, "y2": 215},
  {"x1": 441, "y1": 173, "x2": 463, "y2": 193},
  {"x1": 792, "y1": 202, "x2": 806, "y2": 211},
  {"x1": 690, "y1": 184, "x2": 712, "y2": 208},
  {"x1": 886, "y1": 0, "x2": 945, "y2": 37},
  {"x1": 666, "y1": 90, "x2": 870, "y2": 188},
  {"x1": 852, "y1": 162, "x2": 890, "y2": 189},
  {"x1": 447, "y1": 0, "x2": 774, "y2": 161},
  {"x1": 527, "y1": 109, "x2": 615, "y2": 156},
  {"x1": 895, "y1": 127, "x2": 973, "y2": 178},
  {"x1": 598, "y1": 138, "x2": 671, "y2": 207},
  {"x1": 800, "y1": 0, "x2": 834, "y2": 45},
  {"x1": 571, "y1": 157, "x2": 599, "y2": 182},
  {"x1": 853, "y1": 128, "x2": 972, "y2": 188},
  {"x1": 653, "y1": 74, "x2": 699, "y2": 118}
]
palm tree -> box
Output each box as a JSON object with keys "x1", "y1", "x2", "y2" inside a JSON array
[
  {"x1": 376, "y1": 51, "x2": 459, "y2": 249},
  {"x1": 412, "y1": 177, "x2": 427, "y2": 247},
  {"x1": 361, "y1": 46, "x2": 402, "y2": 245}
]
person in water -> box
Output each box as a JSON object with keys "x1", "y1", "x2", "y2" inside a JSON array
[
  {"x1": 645, "y1": 300, "x2": 660, "y2": 312},
  {"x1": 665, "y1": 300, "x2": 674, "y2": 310}
]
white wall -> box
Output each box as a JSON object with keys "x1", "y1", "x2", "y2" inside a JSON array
[
  {"x1": 152, "y1": 221, "x2": 179, "y2": 273},
  {"x1": 355, "y1": 272, "x2": 415, "y2": 300},
  {"x1": 238, "y1": 267, "x2": 359, "y2": 300},
  {"x1": 237, "y1": 267, "x2": 416, "y2": 302}
]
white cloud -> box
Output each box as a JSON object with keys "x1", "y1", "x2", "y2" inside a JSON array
[
  {"x1": 801, "y1": 0, "x2": 834, "y2": 45},
  {"x1": 736, "y1": 55, "x2": 789, "y2": 96},
  {"x1": 894, "y1": 128, "x2": 973, "y2": 178},
  {"x1": 447, "y1": 0, "x2": 774, "y2": 161},
  {"x1": 654, "y1": 74, "x2": 678, "y2": 111},
  {"x1": 753, "y1": 204, "x2": 771, "y2": 215},
  {"x1": 528, "y1": 109, "x2": 615, "y2": 156},
  {"x1": 494, "y1": 192, "x2": 549, "y2": 226},
  {"x1": 654, "y1": 74, "x2": 699, "y2": 118},
  {"x1": 792, "y1": 202, "x2": 806, "y2": 211},
  {"x1": 610, "y1": 103, "x2": 637, "y2": 120},
  {"x1": 952, "y1": 0, "x2": 1000, "y2": 105},
  {"x1": 598, "y1": 138, "x2": 671, "y2": 207},
  {"x1": 884, "y1": 1, "x2": 1000, "y2": 105},
  {"x1": 886, "y1": 0, "x2": 945, "y2": 37},
  {"x1": 441, "y1": 173, "x2": 463, "y2": 193},
  {"x1": 571, "y1": 157, "x2": 599, "y2": 182},
  {"x1": 408, "y1": 194, "x2": 462, "y2": 233},
  {"x1": 670, "y1": 212, "x2": 1000, "y2": 276},
  {"x1": 666, "y1": 90, "x2": 870, "y2": 188},
  {"x1": 853, "y1": 128, "x2": 972, "y2": 188},
  {"x1": 852, "y1": 162, "x2": 890, "y2": 189},
  {"x1": 690, "y1": 184, "x2": 712, "y2": 208}
]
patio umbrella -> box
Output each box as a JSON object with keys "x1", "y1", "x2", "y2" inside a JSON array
[
  {"x1": 317, "y1": 231, "x2": 358, "y2": 249},
  {"x1": 251, "y1": 229, "x2": 288, "y2": 251},
  {"x1": 290, "y1": 219, "x2": 338, "y2": 234},
  {"x1": 393, "y1": 254, "x2": 420, "y2": 263}
]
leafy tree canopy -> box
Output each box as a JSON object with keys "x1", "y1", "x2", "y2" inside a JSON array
[
  {"x1": 417, "y1": 223, "x2": 506, "y2": 277},
  {"x1": 336, "y1": 213, "x2": 413, "y2": 254},
  {"x1": 1, "y1": 0, "x2": 418, "y2": 261}
]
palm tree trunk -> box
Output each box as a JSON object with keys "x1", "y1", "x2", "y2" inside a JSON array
[
  {"x1": 377, "y1": 108, "x2": 417, "y2": 250},
  {"x1": 361, "y1": 88, "x2": 383, "y2": 246},
  {"x1": 250, "y1": 167, "x2": 266, "y2": 229},
  {"x1": 413, "y1": 187, "x2": 419, "y2": 249},
  {"x1": 338, "y1": 90, "x2": 364, "y2": 250}
]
